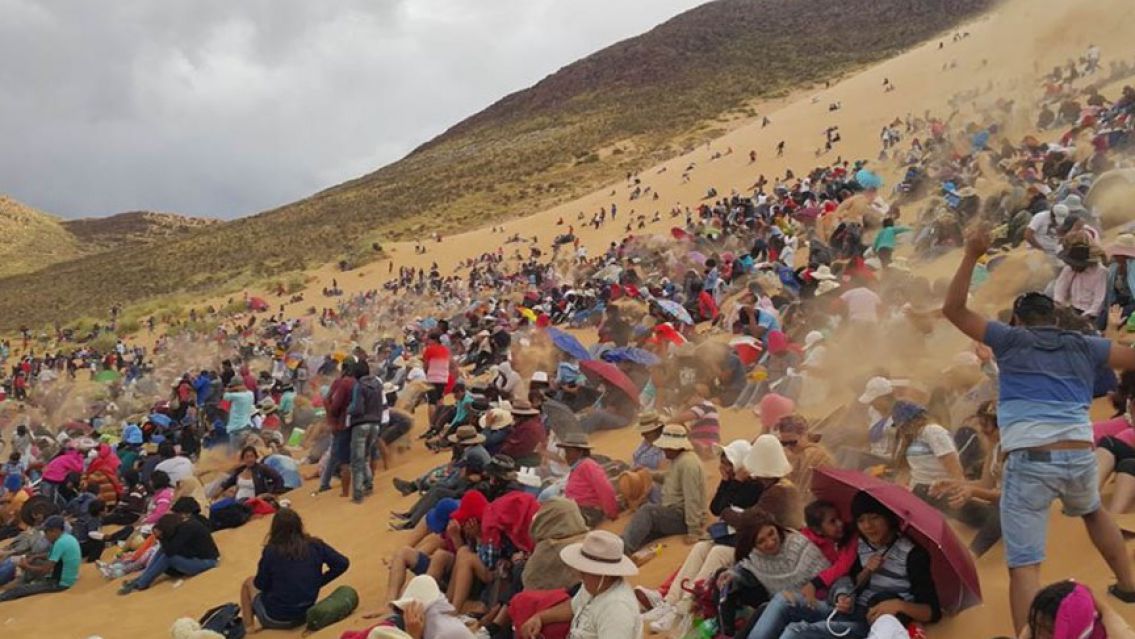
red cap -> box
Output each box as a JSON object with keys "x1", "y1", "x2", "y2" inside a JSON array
[{"x1": 451, "y1": 490, "x2": 489, "y2": 523}]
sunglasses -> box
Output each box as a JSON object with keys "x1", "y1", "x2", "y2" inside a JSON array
[{"x1": 780, "y1": 439, "x2": 800, "y2": 449}]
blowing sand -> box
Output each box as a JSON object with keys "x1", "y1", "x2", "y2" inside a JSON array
[{"x1": 10, "y1": 0, "x2": 1135, "y2": 637}]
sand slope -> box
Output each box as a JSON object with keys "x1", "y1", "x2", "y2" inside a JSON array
[{"x1": 10, "y1": 1, "x2": 1135, "y2": 636}]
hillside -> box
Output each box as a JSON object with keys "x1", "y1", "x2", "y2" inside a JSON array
[
  {"x1": 62, "y1": 211, "x2": 219, "y2": 252},
  {"x1": 0, "y1": 196, "x2": 85, "y2": 277},
  {"x1": 0, "y1": 0, "x2": 995, "y2": 330}
]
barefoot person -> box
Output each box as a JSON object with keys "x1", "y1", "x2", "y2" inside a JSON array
[
  {"x1": 943, "y1": 227, "x2": 1135, "y2": 633},
  {"x1": 240, "y1": 508, "x2": 350, "y2": 632}
]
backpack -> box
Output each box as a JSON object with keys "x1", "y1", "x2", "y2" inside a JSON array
[
  {"x1": 209, "y1": 499, "x2": 252, "y2": 531},
  {"x1": 200, "y1": 602, "x2": 246, "y2": 639}
]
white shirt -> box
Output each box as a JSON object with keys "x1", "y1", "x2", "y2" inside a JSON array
[
  {"x1": 569, "y1": 579, "x2": 641, "y2": 639},
  {"x1": 840, "y1": 287, "x2": 882, "y2": 322},
  {"x1": 154, "y1": 456, "x2": 195, "y2": 485},
  {"x1": 903, "y1": 424, "x2": 957, "y2": 487},
  {"x1": 1027, "y1": 209, "x2": 1066, "y2": 255}
]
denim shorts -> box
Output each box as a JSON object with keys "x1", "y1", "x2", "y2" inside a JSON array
[{"x1": 1001, "y1": 448, "x2": 1100, "y2": 568}]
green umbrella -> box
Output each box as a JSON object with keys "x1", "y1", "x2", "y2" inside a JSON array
[{"x1": 93, "y1": 369, "x2": 120, "y2": 383}]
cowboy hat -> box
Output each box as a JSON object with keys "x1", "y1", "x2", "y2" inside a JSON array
[
  {"x1": 655, "y1": 424, "x2": 693, "y2": 451},
  {"x1": 560, "y1": 530, "x2": 638, "y2": 577},
  {"x1": 712, "y1": 439, "x2": 752, "y2": 469},
  {"x1": 636, "y1": 411, "x2": 664, "y2": 433},
  {"x1": 810, "y1": 265, "x2": 837, "y2": 281},
  {"x1": 1109, "y1": 234, "x2": 1135, "y2": 259},
  {"x1": 530, "y1": 371, "x2": 550, "y2": 384},
  {"x1": 447, "y1": 425, "x2": 486, "y2": 445},
  {"x1": 391, "y1": 574, "x2": 444, "y2": 610},
  {"x1": 510, "y1": 399, "x2": 540, "y2": 416},
  {"x1": 1058, "y1": 244, "x2": 1098, "y2": 270},
  {"x1": 478, "y1": 408, "x2": 514, "y2": 431},
  {"x1": 258, "y1": 397, "x2": 277, "y2": 413},
  {"x1": 743, "y1": 434, "x2": 793, "y2": 478},
  {"x1": 558, "y1": 432, "x2": 594, "y2": 450}
]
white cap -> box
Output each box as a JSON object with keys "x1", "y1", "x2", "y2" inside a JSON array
[
  {"x1": 858, "y1": 377, "x2": 894, "y2": 404},
  {"x1": 530, "y1": 371, "x2": 549, "y2": 384},
  {"x1": 391, "y1": 575, "x2": 443, "y2": 610}
]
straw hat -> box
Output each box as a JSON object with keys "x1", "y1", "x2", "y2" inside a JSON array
[
  {"x1": 636, "y1": 410, "x2": 664, "y2": 433},
  {"x1": 391, "y1": 574, "x2": 444, "y2": 609},
  {"x1": 510, "y1": 399, "x2": 540, "y2": 416},
  {"x1": 559, "y1": 530, "x2": 638, "y2": 577},
  {"x1": 1109, "y1": 234, "x2": 1135, "y2": 259},
  {"x1": 258, "y1": 397, "x2": 277, "y2": 414},
  {"x1": 530, "y1": 371, "x2": 550, "y2": 384},
  {"x1": 479, "y1": 408, "x2": 514, "y2": 431},
  {"x1": 655, "y1": 424, "x2": 693, "y2": 451},
  {"x1": 803, "y1": 331, "x2": 824, "y2": 350},
  {"x1": 858, "y1": 377, "x2": 894, "y2": 404},
  {"x1": 743, "y1": 434, "x2": 793, "y2": 478},
  {"x1": 712, "y1": 439, "x2": 752, "y2": 469},
  {"x1": 815, "y1": 280, "x2": 841, "y2": 296},
  {"x1": 447, "y1": 425, "x2": 486, "y2": 445},
  {"x1": 558, "y1": 432, "x2": 594, "y2": 450},
  {"x1": 811, "y1": 265, "x2": 837, "y2": 281}
]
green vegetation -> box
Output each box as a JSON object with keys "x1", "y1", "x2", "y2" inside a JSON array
[{"x1": 0, "y1": 0, "x2": 992, "y2": 330}]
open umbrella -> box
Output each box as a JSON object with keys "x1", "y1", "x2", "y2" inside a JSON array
[
  {"x1": 671, "y1": 227, "x2": 691, "y2": 241},
  {"x1": 602, "y1": 347, "x2": 661, "y2": 367},
  {"x1": 545, "y1": 327, "x2": 591, "y2": 361},
  {"x1": 147, "y1": 413, "x2": 173, "y2": 429},
  {"x1": 93, "y1": 369, "x2": 120, "y2": 383},
  {"x1": 812, "y1": 467, "x2": 982, "y2": 615},
  {"x1": 579, "y1": 360, "x2": 640, "y2": 406},
  {"x1": 655, "y1": 299, "x2": 694, "y2": 325},
  {"x1": 687, "y1": 251, "x2": 707, "y2": 266}
]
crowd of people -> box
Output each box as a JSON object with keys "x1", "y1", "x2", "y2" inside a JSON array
[{"x1": 1, "y1": 42, "x2": 1135, "y2": 639}]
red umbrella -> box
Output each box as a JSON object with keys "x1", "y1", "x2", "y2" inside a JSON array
[
  {"x1": 812, "y1": 467, "x2": 982, "y2": 615},
  {"x1": 579, "y1": 360, "x2": 640, "y2": 406},
  {"x1": 670, "y1": 227, "x2": 691, "y2": 241}
]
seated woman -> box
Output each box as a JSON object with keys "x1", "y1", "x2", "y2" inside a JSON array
[
  {"x1": 931, "y1": 401, "x2": 1003, "y2": 556},
  {"x1": 728, "y1": 435, "x2": 803, "y2": 530},
  {"x1": 516, "y1": 530, "x2": 641, "y2": 639},
  {"x1": 1022, "y1": 580, "x2": 1135, "y2": 639},
  {"x1": 240, "y1": 508, "x2": 349, "y2": 632},
  {"x1": 891, "y1": 401, "x2": 994, "y2": 531},
  {"x1": 747, "y1": 491, "x2": 941, "y2": 639},
  {"x1": 673, "y1": 384, "x2": 722, "y2": 458},
  {"x1": 119, "y1": 512, "x2": 220, "y2": 594},
  {"x1": 219, "y1": 446, "x2": 286, "y2": 500},
  {"x1": 142, "y1": 470, "x2": 175, "y2": 526},
  {"x1": 642, "y1": 439, "x2": 758, "y2": 632},
  {"x1": 716, "y1": 511, "x2": 830, "y2": 636}
]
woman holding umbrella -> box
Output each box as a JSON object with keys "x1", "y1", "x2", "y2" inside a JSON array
[{"x1": 747, "y1": 491, "x2": 941, "y2": 639}]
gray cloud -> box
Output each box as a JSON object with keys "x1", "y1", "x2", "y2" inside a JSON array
[{"x1": 0, "y1": 0, "x2": 705, "y2": 219}]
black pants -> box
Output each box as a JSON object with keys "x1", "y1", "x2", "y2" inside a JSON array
[
  {"x1": 1100, "y1": 437, "x2": 1135, "y2": 476},
  {"x1": 721, "y1": 569, "x2": 770, "y2": 637}
]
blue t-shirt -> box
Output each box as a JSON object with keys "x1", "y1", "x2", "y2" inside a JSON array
[
  {"x1": 983, "y1": 322, "x2": 1110, "y2": 451},
  {"x1": 48, "y1": 533, "x2": 81, "y2": 588}
]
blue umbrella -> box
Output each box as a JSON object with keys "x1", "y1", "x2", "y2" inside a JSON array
[
  {"x1": 147, "y1": 413, "x2": 172, "y2": 429},
  {"x1": 655, "y1": 299, "x2": 694, "y2": 325},
  {"x1": 602, "y1": 347, "x2": 661, "y2": 367},
  {"x1": 546, "y1": 327, "x2": 591, "y2": 361}
]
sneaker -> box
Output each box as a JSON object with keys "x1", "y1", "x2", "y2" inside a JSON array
[
  {"x1": 635, "y1": 586, "x2": 664, "y2": 611},
  {"x1": 649, "y1": 609, "x2": 680, "y2": 633},
  {"x1": 118, "y1": 581, "x2": 138, "y2": 596},
  {"x1": 642, "y1": 603, "x2": 672, "y2": 623},
  {"x1": 393, "y1": 478, "x2": 417, "y2": 496}
]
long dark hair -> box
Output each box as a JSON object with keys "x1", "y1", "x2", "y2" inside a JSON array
[
  {"x1": 265, "y1": 508, "x2": 315, "y2": 560},
  {"x1": 1028, "y1": 580, "x2": 1077, "y2": 638}
]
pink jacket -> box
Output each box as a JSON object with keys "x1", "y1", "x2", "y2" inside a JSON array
[
  {"x1": 564, "y1": 457, "x2": 619, "y2": 520},
  {"x1": 42, "y1": 450, "x2": 84, "y2": 483}
]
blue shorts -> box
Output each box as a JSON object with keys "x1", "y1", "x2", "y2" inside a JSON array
[
  {"x1": 331, "y1": 429, "x2": 352, "y2": 464},
  {"x1": 1001, "y1": 448, "x2": 1100, "y2": 568},
  {"x1": 411, "y1": 552, "x2": 430, "y2": 575}
]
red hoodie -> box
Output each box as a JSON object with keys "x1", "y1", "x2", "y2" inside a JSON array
[{"x1": 802, "y1": 527, "x2": 857, "y2": 595}]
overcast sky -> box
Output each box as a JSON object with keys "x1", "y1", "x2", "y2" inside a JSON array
[{"x1": 0, "y1": 0, "x2": 707, "y2": 220}]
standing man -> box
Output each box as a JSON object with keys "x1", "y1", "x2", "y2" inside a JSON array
[{"x1": 943, "y1": 228, "x2": 1135, "y2": 633}]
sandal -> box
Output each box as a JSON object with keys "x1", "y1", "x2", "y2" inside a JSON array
[{"x1": 1109, "y1": 584, "x2": 1135, "y2": 603}]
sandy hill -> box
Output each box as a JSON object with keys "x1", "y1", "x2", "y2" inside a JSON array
[
  {"x1": 0, "y1": 0, "x2": 993, "y2": 330},
  {"x1": 6, "y1": 0, "x2": 1135, "y2": 638}
]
